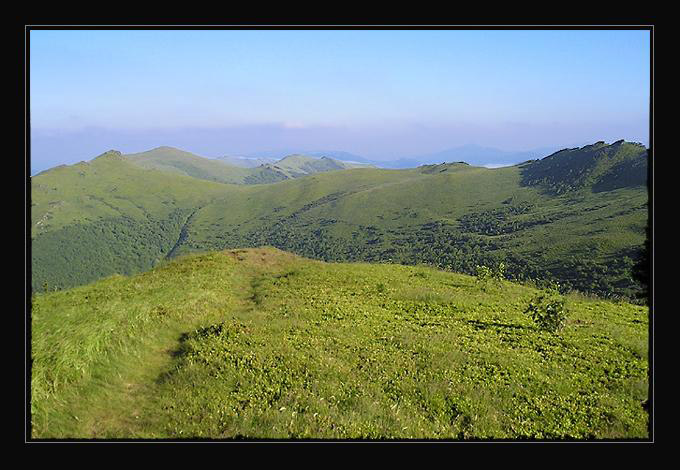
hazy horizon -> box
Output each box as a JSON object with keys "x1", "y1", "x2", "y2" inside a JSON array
[{"x1": 29, "y1": 29, "x2": 650, "y2": 174}]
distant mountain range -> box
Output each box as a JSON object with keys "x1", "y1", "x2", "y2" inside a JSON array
[
  {"x1": 31, "y1": 143, "x2": 594, "y2": 176},
  {"x1": 238, "y1": 144, "x2": 574, "y2": 169},
  {"x1": 121, "y1": 145, "x2": 566, "y2": 182}
]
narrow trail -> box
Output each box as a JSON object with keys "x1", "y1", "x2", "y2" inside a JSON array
[{"x1": 59, "y1": 249, "x2": 293, "y2": 438}]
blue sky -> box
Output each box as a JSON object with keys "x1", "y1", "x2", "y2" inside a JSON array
[{"x1": 30, "y1": 29, "x2": 650, "y2": 172}]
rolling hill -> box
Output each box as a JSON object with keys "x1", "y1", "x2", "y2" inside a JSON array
[
  {"x1": 30, "y1": 150, "x2": 233, "y2": 291},
  {"x1": 30, "y1": 247, "x2": 649, "y2": 439},
  {"x1": 245, "y1": 149, "x2": 373, "y2": 164},
  {"x1": 30, "y1": 141, "x2": 648, "y2": 299},
  {"x1": 125, "y1": 146, "x2": 374, "y2": 185},
  {"x1": 520, "y1": 140, "x2": 648, "y2": 194},
  {"x1": 258, "y1": 154, "x2": 374, "y2": 178},
  {"x1": 125, "y1": 146, "x2": 253, "y2": 184}
]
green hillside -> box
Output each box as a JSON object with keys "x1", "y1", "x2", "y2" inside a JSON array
[
  {"x1": 520, "y1": 140, "x2": 647, "y2": 194},
  {"x1": 125, "y1": 146, "x2": 253, "y2": 184},
  {"x1": 30, "y1": 141, "x2": 649, "y2": 299},
  {"x1": 30, "y1": 150, "x2": 237, "y2": 291},
  {"x1": 177, "y1": 146, "x2": 648, "y2": 299},
  {"x1": 31, "y1": 247, "x2": 649, "y2": 439},
  {"x1": 125, "y1": 147, "x2": 373, "y2": 185},
  {"x1": 262, "y1": 154, "x2": 373, "y2": 178}
]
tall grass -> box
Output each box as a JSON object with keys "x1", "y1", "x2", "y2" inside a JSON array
[{"x1": 31, "y1": 248, "x2": 649, "y2": 439}]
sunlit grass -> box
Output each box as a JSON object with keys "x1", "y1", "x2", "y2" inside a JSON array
[{"x1": 31, "y1": 248, "x2": 649, "y2": 439}]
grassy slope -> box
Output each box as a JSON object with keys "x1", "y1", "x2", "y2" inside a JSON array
[
  {"x1": 31, "y1": 150, "x2": 232, "y2": 235},
  {"x1": 125, "y1": 146, "x2": 253, "y2": 184},
  {"x1": 30, "y1": 151, "x2": 238, "y2": 291},
  {"x1": 267, "y1": 154, "x2": 372, "y2": 177},
  {"x1": 182, "y1": 161, "x2": 647, "y2": 297},
  {"x1": 521, "y1": 140, "x2": 647, "y2": 194},
  {"x1": 31, "y1": 247, "x2": 649, "y2": 439},
  {"x1": 125, "y1": 147, "x2": 372, "y2": 185}
]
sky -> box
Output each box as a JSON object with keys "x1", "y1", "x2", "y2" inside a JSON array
[{"x1": 29, "y1": 29, "x2": 650, "y2": 173}]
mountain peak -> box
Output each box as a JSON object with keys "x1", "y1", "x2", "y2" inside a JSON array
[
  {"x1": 521, "y1": 140, "x2": 647, "y2": 194},
  {"x1": 93, "y1": 150, "x2": 123, "y2": 160},
  {"x1": 278, "y1": 154, "x2": 314, "y2": 163},
  {"x1": 151, "y1": 146, "x2": 181, "y2": 152},
  {"x1": 125, "y1": 146, "x2": 206, "y2": 161}
]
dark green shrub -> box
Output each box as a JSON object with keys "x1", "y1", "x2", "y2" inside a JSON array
[
  {"x1": 476, "y1": 262, "x2": 505, "y2": 284},
  {"x1": 493, "y1": 262, "x2": 506, "y2": 282},
  {"x1": 525, "y1": 288, "x2": 568, "y2": 333},
  {"x1": 475, "y1": 265, "x2": 493, "y2": 282}
]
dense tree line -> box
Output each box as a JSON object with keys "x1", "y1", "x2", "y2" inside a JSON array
[
  {"x1": 31, "y1": 209, "x2": 192, "y2": 292},
  {"x1": 32, "y1": 208, "x2": 647, "y2": 302},
  {"x1": 184, "y1": 216, "x2": 645, "y2": 301}
]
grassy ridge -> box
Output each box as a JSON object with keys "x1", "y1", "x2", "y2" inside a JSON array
[
  {"x1": 520, "y1": 140, "x2": 647, "y2": 194},
  {"x1": 261, "y1": 154, "x2": 373, "y2": 179},
  {"x1": 126, "y1": 146, "x2": 254, "y2": 184},
  {"x1": 125, "y1": 147, "x2": 371, "y2": 185},
  {"x1": 30, "y1": 150, "x2": 231, "y2": 236},
  {"x1": 30, "y1": 151, "x2": 235, "y2": 291},
  {"x1": 31, "y1": 248, "x2": 649, "y2": 439}
]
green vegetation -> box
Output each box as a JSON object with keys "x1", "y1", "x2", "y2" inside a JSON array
[
  {"x1": 32, "y1": 210, "x2": 192, "y2": 291},
  {"x1": 30, "y1": 150, "x2": 232, "y2": 291},
  {"x1": 31, "y1": 247, "x2": 649, "y2": 439},
  {"x1": 183, "y1": 151, "x2": 647, "y2": 299},
  {"x1": 261, "y1": 154, "x2": 372, "y2": 177},
  {"x1": 520, "y1": 140, "x2": 647, "y2": 195},
  {"x1": 125, "y1": 146, "x2": 253, "y2": 184},
  {"x1": 475, "y1": 263, "x2": 506, "y2": 286},
  {"x1": 125, "y1": 147, "x2": 372, "y2": 185},
  {"x1": 31, "y1": 141, "x2": 649, "y2": 301},
  {"x1": 525, "y1": 286, "x2": 569, "y2": 333}
]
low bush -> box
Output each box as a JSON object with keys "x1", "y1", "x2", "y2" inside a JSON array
[{"x1": 525, "y1": 287, "x2": 568, "y2": 333}]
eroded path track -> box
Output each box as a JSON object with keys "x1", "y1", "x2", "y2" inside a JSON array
[{"x1": 31, "y1": 248, "x2": 299, "y2": 438}]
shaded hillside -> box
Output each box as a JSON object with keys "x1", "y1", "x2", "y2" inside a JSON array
[
  {"x1": 520, "y1": 140, "x2": 648, "y2": 194},
  {"x1": 31, "y1": 247, "x2": 649, "y2": 439}
]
